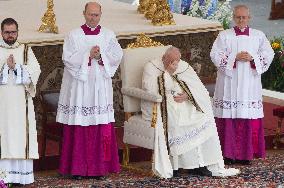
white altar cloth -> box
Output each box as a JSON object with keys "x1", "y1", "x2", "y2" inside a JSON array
[{"x1": 0, "y1": 0, "x2": 222, "y2": 45}]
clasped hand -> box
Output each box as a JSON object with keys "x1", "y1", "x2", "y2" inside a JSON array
[
  {"x1": 90, "y1": 45, "x2": 101, "y2": 60},
  {"x1": 7, "y1": 54, "x2": 15, "y2": 70},
  {"x1": 174, "y1": 92, "x2": 188, "y2": 103},
  {"x1": 235, "y1": 51, "x2": 253, "y2": 62}
]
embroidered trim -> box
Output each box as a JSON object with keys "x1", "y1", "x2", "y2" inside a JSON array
[
  {"x1": 213, "y1": 99, "x2": 263, "y2": 109},
  {"x1": 158, "y1": 72, "x2": 169, "y2": 151},
  {"x1": 0, "y1": 42, "x2": 21, "y2": 49},
  {"x1": 0, "y1": 65, "x2": 6, "y2": 85},
  {"x1": 8, "y1": 171, "x2": 33, "y2": 175},
  {"x1": 219, "y1": 54, "x2": 229, "y2": 72},
  {"x1": 24, "y1": 45, "x2": 29, "y2": 64},
  {"x1": 57, "y1": 104, "x2": 114, "y2": 116},
  {"x1": 258, "y1": 55, "x2": 268, "y2": 72},
  {"x1": 168, "y1": 121, "x2": 210, "y2": 146},
  {"x1": 172, "y1": 74, "x2": 203, "y2": 112}
]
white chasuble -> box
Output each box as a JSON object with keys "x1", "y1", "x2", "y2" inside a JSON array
[
  {"x1": 142, "y1": 59, "x2": 239, "y2": 177},
  {"x1": 0, "y1": 40, "x2": 40, "y2": 159},
  {"x1": 56, "y1": 27, "x2": 123, "y2": 126},
  {"x1": 210, "y1": 28, "x2": 274, "y2": 119}
]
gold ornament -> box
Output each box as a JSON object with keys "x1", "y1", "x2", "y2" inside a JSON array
[
  {"x1": 38, "y1": 0, "x2": 59, "y2": 34},
  {"x1": 144, "y1": 0, "x2": 158, "y2": 20},
  {"x1": 137, "y1": 0, "x2": 150, "y2": 14},
  {"x1": 127, "y1": 33, "x2": 164, "y2": 49},
  {"x1": 152, "y1": 0, "x2": 175, "y2": 26}
]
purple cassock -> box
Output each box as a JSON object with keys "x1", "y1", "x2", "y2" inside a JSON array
[
  {"x1": 214, "y1": 26, "x2": 266, "y2": 161},
  {"x1": 59, "y1": 24, "x2": 120, "y2": 177},
  {"x1": 215, "y1": 118, "x2": 265, "y2": 160}
]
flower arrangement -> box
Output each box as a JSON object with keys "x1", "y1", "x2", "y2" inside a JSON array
[
  {"x1": 186, "y1": 0, "x2": 232, "y2": 29},
  {"x1": 262, "y1": 37, "x2": 284, "y2": 92},
  {"x1": 168, "y1": 0, "x2": 232, "y2": 29}
]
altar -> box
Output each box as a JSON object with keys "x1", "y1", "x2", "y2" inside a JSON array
[{"x1": 0, "y1": 0, "x2": 222, "y2": 127}]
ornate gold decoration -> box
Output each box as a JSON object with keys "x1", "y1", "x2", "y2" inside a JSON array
[
  {"x1": 126, "y1": 33, "x2": 164, "y2": 49},
  {"x1": 38, "y1": 0, "x2": 59, "y2": 34},
  {"x1": 151, "y1": 103, "x2": 158, "y2": 128},
  {"x1": 152, "y1": 0, "x2": 175, "y2": 26},
  {"x1": 122, "y1": 143, "x2": 130, "y2": 166},
  {"x1": 144, "y1": 0, "x2": 158, "y2": 20},
  {"x1": 137, "y1": 0, "x2": 150, "y2": 14}
]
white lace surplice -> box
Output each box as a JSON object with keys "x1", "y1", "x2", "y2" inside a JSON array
[
  {"x1": 210, "y1": 28, "x2": 274, "y2": 119},
  {"x1": 56, "y1": 27, "x2": 123, "y2": 126}
]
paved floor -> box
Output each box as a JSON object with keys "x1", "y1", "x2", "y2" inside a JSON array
[{"x1": 115, "y1": 0, "x2": 284, "y2": 39}]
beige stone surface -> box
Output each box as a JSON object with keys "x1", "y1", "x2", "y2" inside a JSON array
[{"x1": 0, "y1": 0, "x2": 222, "y2": 44}]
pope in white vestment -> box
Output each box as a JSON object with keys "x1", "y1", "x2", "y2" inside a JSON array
[
  {"x1": 56, "y1": 2, "x2": 123, "y2": 178},
  {"x1": 0, "y1": 18, "x2": 40, "y2": 185},
  {"x1": 210, "y1": 5, "x2": 274, "y2": 164},
  {"x1": 142, "y1": 47, "x2": 239, "y2": 178}
]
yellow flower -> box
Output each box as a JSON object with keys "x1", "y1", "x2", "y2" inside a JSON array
[{"x1": 271, "y1": 42, "x2": 281, "y2": 50}]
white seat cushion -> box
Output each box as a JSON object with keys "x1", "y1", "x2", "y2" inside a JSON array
[
  {"x1": 123, "y1": 115, "x2": 155, "y2": 150},
  {"x1": 121, "y1": 45, "x2": 171, "y2": 112}
]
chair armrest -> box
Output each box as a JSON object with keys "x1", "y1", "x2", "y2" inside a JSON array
[{"x1": 121, "y1": 87, "x2": 162, "y2": 103}]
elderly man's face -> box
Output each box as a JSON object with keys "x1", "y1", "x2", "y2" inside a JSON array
[
  {"x1": 167, "y1": 60, "x2": 179, "y2": 73},
  {"x1": 84, "y1": 3, "x2": 102, "y2": 28},
  {"x1": 163, "y1": 55, "x2": 180, "y2": 74},
  {"x1": 1, "y1": 24, "x2": 18, "y2": 46},
  {"x1": 233, "y1": 7, "x2": 250, "y2": 29}
]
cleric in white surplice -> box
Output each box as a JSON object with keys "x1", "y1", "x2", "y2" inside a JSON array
[
  {"x1": 210, "y1": 5, "x2": 274, "y2": 165},
  {"x1": 56, "y1": 2, "x2": 123, "y2": 178},
  {"x1": 0, "y1": 18, "x2": 41, "y2": 185}
]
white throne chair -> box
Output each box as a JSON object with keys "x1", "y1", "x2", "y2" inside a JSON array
[{"x1": 120, "y1": 34, "x2": 170, "y2": 170}]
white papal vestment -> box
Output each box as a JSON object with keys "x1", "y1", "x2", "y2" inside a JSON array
[
  {"x1": 142, "y1": 59, "x2": 239, "y2": 178},
  {"x1": 56, "y1": 26, "x2": 123, "y2": 126},
  {"x1": 0, "y1": 40, "x2": 40, "y2": 184}
]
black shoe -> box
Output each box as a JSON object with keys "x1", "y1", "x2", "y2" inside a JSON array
[
  {"x1": 187, "y1": 167, "x2": 212, "y2": 176},
  {"x1": 173, "y1": 170, "x2": 179, "y2": 177},
  {"x1": 194, "y1": 167, "x2": 212, "y2": 177},
  {"x1": 187, "y1": 169, "x2": 196, "y2": 175},
  {"x1": 224, "y1": 157, "x2": 235, "y2": 165},
  {"x1": 235, "y1": 160, "x2": 251, "y2": 165},
  {"x1": 72, "y1": 175, "x2": 83, "y2": 180}
]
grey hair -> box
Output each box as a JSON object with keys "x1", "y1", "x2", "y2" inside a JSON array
[
  {"x1": 164, "y1": 46, "x2": 181, "y2": 58},
  {"x1": 233, "y1": 5, "x2": 250, "y2": 16}
]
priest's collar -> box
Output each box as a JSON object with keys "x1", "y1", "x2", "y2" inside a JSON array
[
  {"x1": 81, "y1": 24, "x2": 101, "y2": 35},
  {"x1": 0, "y1": 39, "x2": 21, "y2": 49},
  {"x1": 234, "y1": 26, "x2": 249, "y2": 36}
]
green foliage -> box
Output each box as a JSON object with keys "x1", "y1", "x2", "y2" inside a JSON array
[{"x1": 262, "y1": 37, "x2": 284, "y2": 92}]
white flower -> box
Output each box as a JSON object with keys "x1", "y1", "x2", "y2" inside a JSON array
[{"x1": 186, "y1": 0, "x2": 232, "y2": 28}]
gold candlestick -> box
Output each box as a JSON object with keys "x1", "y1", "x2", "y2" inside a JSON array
[
  {"x1": 38, "y1": 0, "x2": 59, "y2": 34},
  {"x1": 152, "y1": 0, "x2": 175, "y2": 26},
  {"x1": 137, "y1": 0, "x2": 150, "y2": 14}
]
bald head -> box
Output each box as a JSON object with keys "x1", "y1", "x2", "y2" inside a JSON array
[
  {"x1": 233, "y1": 5, "x2": 250, "y2": 17},
  {"x1": 85, "y1": 2, "x2": 101, "y2": 12},
  {"x1": 83, "y1": 1, "x2": 102, "y2": 28}
]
